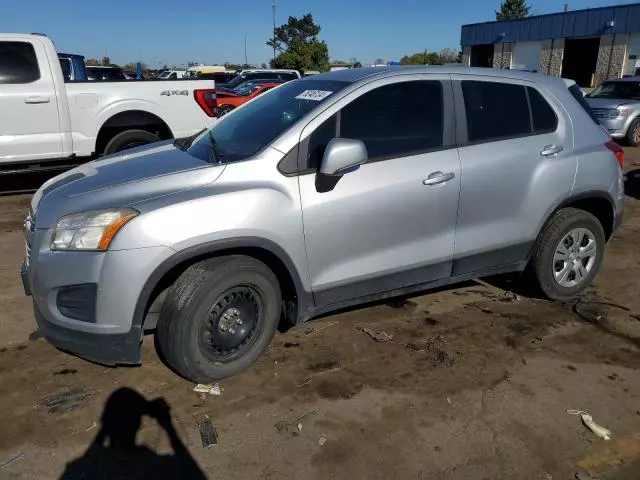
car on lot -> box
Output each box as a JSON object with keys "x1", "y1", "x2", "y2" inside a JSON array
[
  {"x1": 86, "y1": 65, "x2": 127, "y2": 81},
  {"x1": 195, "y1": 71, "x2": 236, "y2": 84},
  {"x1": 0, "y1": 33, "x2": 216, "y2": 171},
  {"x1": 157, "y1": 70, "x2": 187, "y2": 80},
  {"x1": 23, "y1": 66, "x2": 624, "y2": 382},
  {"x1": 215, "y1": 82, "x2": 283, "y2": 116},
  {"x1": 586, "y1": 78, "x2": 640, "y2": 146},
  {"x1": 216, "y1": 69, "x2": 300, "y2": 90}
]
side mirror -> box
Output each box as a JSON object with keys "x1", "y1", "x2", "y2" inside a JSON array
[{"x1": 316, "y1": 138, "x2": 368, "y2": 192}]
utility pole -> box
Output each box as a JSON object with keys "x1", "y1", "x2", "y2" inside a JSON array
[
  {"x1": 244, "y1": 32, "x2": 248, "y2": 67},
  {"x1": 272, "y1": 0, "x2": 277, "y2": 62}
]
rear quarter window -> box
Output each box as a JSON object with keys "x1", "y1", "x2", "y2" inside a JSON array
[{"x1": 0, "y1": 41, "x2": 40, "y2": 84}]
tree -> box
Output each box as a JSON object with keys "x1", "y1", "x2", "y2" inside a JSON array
[
  {"x1": 266, "y1": 14, "x2": 330, "y2": 72},
  {"x1": 374, "y1": 58, "x2": 385, "y2": 65},
  {"x1": 439, "y1": 48, "x2": 459, "y2": 64},
  {"x1": 261, "y1": 63, "x2": 268, "y2": 69},
  {"x1": 495, "y1": 0, "x2": 531, "y2": 21},
  {"x1": 399, "y1": 49, "x2": 460, "y2": 65},
  {"x1": 121, "y1": 62, "x2": 149, "y2": 74}
]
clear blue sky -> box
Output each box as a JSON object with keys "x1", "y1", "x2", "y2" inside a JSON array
[{"x1": 2, "y1": 0, "x2": 637, "y2": 67}]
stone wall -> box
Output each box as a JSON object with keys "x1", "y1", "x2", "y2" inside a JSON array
[
  {"x1": 537, "y1": 39, "x2": 564, "y2": 76},
  {"x1": 594, "y1": 34, "x2": 627, "y2": 86},
  {"x1": 492, "y1": 43, "x2": 512, "y2": 68},
  {"x1": 461, "y1": 46, "x2": 471, "y2": 67}
]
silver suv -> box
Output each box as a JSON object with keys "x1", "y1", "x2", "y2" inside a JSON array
[
  {"x1": 585, "y1": 78, "x2": 640, "y2": 146},
  {"x1": 22, "y1": 67, "x2": 625, "y2": 382}
]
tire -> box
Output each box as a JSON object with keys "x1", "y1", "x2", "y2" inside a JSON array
[
  {"x1": 156, "y1": 256, "x2": 282, "y2": 382},
  {"x1": 103, "y1": 129, "x2": 160, "y2": 155},
  {"x1": 532, "y1": 208, "x2": 605, "y2": 301},
  {"x1": 626, "y1": 118, "x2": 640, "y2": 147},
  {"x1": 217, "y1": 105, "x2": 235, "y2": 117}
]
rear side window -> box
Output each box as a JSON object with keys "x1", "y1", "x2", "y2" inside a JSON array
[
  {"x1": 341, "y1": 80, "x2": 444, "y2": 160},
  {"x1": 462, "y1": 81, "x2": 530, "y2": 143},
  {"x1": 528, "y1": 87, "x2": 558, "y2": 133},
  {"x1": 568, "y1": 84, "x2": 599, "y2": 124},
  {"x1": 0, "y1": 41, "x2": 40, "y2": 84}
]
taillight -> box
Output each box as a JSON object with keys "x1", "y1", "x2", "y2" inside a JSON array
[
  {"x1": 194, "y1": 89, "x2": 217, "y2": 117},
  {"x1": 605, "y1": 140, "x2": 624, "y2": 168}
]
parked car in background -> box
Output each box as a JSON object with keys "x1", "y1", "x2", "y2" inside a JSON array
[
  {"x1": 185, "y1": 65, "x2": 227, "y2": 78},
  {"x1": 157, "y1": 70, "x2": 186, "y2": 79},
  {"x1": 196, "y1": 71, "x2": 236, "y2": 84},
  {"x1": 585, "y1": 78, "x2": 640, "y2": 146},
  {"x1": 0, "y1": 33, "x2": 216, "y2": 172},
  {"x1": 217, "y1": 69, "x2": 300, "y2": 89},
  {"x1": 24, "y1": 67, "x2": 623, "y2": 382},
  {"x1": 122, "y1": 71, "x2": 139, "y2": 80},
  {"x1": 303, "y1": 70, "x2": 320, "y2": 77},
  {"x1": 215, "y1": 81, "x2": 282, "y2": 116},
  {"x1": 87, "y1": 65, "x2": 127, "y2": 81}
]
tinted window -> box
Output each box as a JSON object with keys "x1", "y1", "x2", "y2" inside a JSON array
[
  {"x1": 187, "y1": 79, "x2": 347, "y2": 164},
  {"x1": 340, "y1": 81, "x2": 443, "y2": 160},
  {"x1": 0, "y1": 41, "x2": 40, "y2": 84},
  {"x1": 528, "y1": 87, "x2": 558, "y2": 133},
  {"x1": 462, "y1": 81, "x2": 530, "y2": 143},
  {"x1": 59, "y1": 58, "x2": 71, "y2": 81},
  {"x1": 568, "y1": 84, "x2": 599, "y2": 124},
  {"x1": 279, "y1": 72, "x2": 299, "y2": 81},
  {"x1": 308, "y1": 115, "x2": 337, "y2": 170}
]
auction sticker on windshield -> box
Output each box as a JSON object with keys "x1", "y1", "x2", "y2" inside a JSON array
[{"x1": 295, "y1": 90, "x2": 333, "y2": 101}]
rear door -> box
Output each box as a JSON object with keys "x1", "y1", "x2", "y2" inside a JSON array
[
  {"x1": 298, "y1": 75, "x2": 461, "y2": 305},
  {"x1": 0, "y1": 37, "x2": 63, "y2": 163},
  {"x1": 451, "y1": 75, "x2": 575, "y2": 275}
]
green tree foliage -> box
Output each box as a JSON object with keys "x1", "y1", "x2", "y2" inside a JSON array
[
  {"x1": 266, "y1": 14, "x2": 330, "y2": 72},
  {"x1": 399, "y1": 48, "x2": 460, "y2": 65},
  {"x1": 495, "y1": 0, "x2": 531, "y2": 21}
]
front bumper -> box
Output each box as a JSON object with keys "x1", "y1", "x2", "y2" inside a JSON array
[
  {"x1": 598, "y1": 117, "x2": 632, "y2": 139},
  {"x1": 23, "y1": 227, "x2": 174, "y2": 365}
]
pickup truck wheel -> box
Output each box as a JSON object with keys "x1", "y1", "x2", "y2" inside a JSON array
[
  {"x1": 531, "y1": 208, "x2": 604, "y2": 300},
  {"x1": 103, "y1": 129, "x2": 160, "y2": 155},
  {"x1": 626, "y1": 118, "x2": 640, "y2": 147},
  {"x1": 156, "y1": 256, "x2": 282, "y2": 382},
  {"x1": 217, "y1": 105, "x2": 235, "y2": 117}
]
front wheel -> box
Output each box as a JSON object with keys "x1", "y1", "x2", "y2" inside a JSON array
[
  {"x1": 626, "y1": 118, "x2": 640, "y2": 147},
  {"x1": 532, "y1": 208, "x2": 605, "y2": 300},
  {"x1": 156, "y1": 256, "x2": 282, "y2": 382},
  {"x1": 217, "y1": 105, "x2": 235, "y2": 117}
]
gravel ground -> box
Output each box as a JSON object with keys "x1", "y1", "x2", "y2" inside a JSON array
[{"x1": 0, "y1": 150, "x2": 639, "y2": 479}]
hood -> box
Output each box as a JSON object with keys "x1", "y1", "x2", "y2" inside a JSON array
[
  {"x1": 585, "y1": 97, "x2": 640, "y2": 109},
  {"x1": 32, "y1": 141, "x2": 225, "y2": 228}
]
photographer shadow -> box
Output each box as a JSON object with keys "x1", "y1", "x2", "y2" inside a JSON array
[{"x1": 60, "y1": 387, "x2": 206, "y2": 480}]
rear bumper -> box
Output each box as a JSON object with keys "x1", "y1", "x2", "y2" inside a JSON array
[{"x1": 33, "y1": 301, "x2": 142, "y2": 365}]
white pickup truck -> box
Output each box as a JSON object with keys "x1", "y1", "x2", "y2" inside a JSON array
[{"x1": 0, "y1": 33, "x2": 217, "y2": 173}]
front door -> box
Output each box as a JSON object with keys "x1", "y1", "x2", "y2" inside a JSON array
[
  {"x1": 0, "y1": 37, "x2": 63, "y2": 163},
  {"x1": 298, "y1": 76, "x2": 461, "y2": 306}
]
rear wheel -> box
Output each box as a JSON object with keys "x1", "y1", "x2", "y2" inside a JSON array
[
  {"x1": 532, "y1": 208, "x2": 605, "y2": 300},
  {"x1": 217, "y1": 105, "x2": 235, "y2": 117},
  {"x1": 156, "y1": 256, "x2": 281, "y2": 382},
  {"x1": 626, "y1": 118, "x2": 640, "y2": 147},
  {"x1": 103, "y1": 129, "x2": 160, "y2": 155}
]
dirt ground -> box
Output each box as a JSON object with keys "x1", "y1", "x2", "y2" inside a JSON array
[{"x1": 1, "y1": 153, "x2": 640, "y2": 480}]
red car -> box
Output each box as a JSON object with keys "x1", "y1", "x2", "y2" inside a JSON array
[{"x1": 216, "y1": 82, "x2": 282, "y2": 116}]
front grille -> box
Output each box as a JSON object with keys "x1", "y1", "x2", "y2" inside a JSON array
[{"x1": 591, "y1": 108, "x2": 619, "y2": 120}]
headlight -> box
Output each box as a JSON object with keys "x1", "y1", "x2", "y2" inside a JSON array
[{"x1": 51, "y1": 208, "x2": 138, "y2": 251}]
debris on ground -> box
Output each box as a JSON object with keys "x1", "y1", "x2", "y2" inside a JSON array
[
  {"x1": 193, "y1": 383, "x2": 222, "y2": 396},
  {"x1": 199, "y1": 415, "x2": 218, "y2": 447},
  {"x1": 425, "y1": 335, "x2": 454, "y2": 366},
  {"x1": 359, "y1": 327, "x2": 393, "y2": 342},
  {"x1": 567, "y1": 410, "x2": 612, "y2": 440},
  {"x1": 304, "y1": 322, "x2": 337, "y2": 336},
  {"x1": 318, "y1": 435, "x2": 327, "y2": 446},
  {"x1": 274, "y1": 411, "x2": 317, "y2": 437},
  {"x1": 406, "y1": 343, "x2": 424, "y2": 352},
  {"x1": 386, "y1": 299, "x2": 417, "y2": 309},
  {"x1": 0, "y1": 453, "x2": 24, "y2": 470},
  {"x1": 39, "y1": 388, "x2": 93, "y2": 413}
]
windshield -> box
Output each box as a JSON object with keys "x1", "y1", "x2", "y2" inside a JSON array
[
  {"x1": 187, "y1": 79, "x2": 347, "y2": 163},
  {"x1": 587, "y1": 81, "x2": 640, "y2": 100},
  {"x1": 158, "y1": 71, "x2": 170, "y2": 78},
  {"x1": 224, "y1": 74, "x2": 250, "y2": 88}
]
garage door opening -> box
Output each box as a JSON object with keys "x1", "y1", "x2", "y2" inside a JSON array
[
  {"x1": 470, "y1": 44, "x2": 494, "y2": 67},
  {"x1": 562, "y1": 37, "x2": 600, "y2": 87}
]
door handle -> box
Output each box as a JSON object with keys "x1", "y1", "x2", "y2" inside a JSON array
[
  {"x1": 540, "y1": 144, "x2": 563, "y2": 157},
  {"x1": 24, "y1": 96, "x2": 50, "y2": 104},
  {"x1": 423, "y1": 171, "x2": 455, "y2": 186}
]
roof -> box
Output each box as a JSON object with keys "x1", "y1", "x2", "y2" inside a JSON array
[
  {"x1": 461, "y1": 3, "x2": 640, "y2": 46},
  {"x1": 303, "y1": 65, "x2": 566, "y2": 88}
]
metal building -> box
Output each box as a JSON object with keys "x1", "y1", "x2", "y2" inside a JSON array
[{"x1": 460, "y1": 3, "x2": 640, "y2": 87}]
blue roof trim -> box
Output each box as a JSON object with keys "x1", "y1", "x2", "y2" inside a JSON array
[{"x1": 461, "y1": 3, "x2": 640, "y2": 46}]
